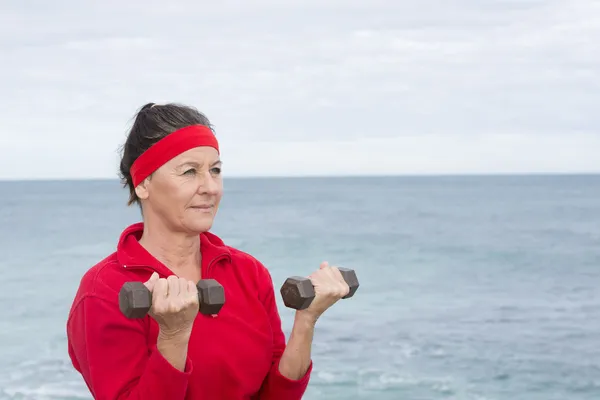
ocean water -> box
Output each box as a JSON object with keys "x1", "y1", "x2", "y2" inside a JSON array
[{"x1": 0, "y1": 175, "x2": 599, "y2": 400}]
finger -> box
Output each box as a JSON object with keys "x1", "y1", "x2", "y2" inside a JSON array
[
  {"x1": 335, "y1": 276, "x2": 349, "y2": 296},
  {"x1": 167, "y1": 275, "x2": 180, "y2": 298},
  {"x1": 320, "y1": 261, "x2": 329, "y2": 269},
  {"x1": 341, "y1": 281, "x2": 350, "y2": 296},
  {"x1": 322, "y1": 265, "x2": 339, "y2": 281},
  {"x1": 153, "y1": 278, "x2": 169, "y2": 300},
  {"x1": 322, "y1": 267, "x2": 347, "y2": 296},
  {"x1": 331, "y1": 267, "x2": 350, "y2": 296},
  {"x1": 330, "y1": 266, "x2": 346, "y2": 283},
  {"x1": 187, "y1": 280, "x2": 198, "y2": 297},
  {"x1": 179, "y1": 278, "x2": 189, "y2": 296},
  {"x1": 187, "y1": 281, "x2": 199, "y2": 304},
  {"x1": 143, "y1": 272, "x2": 159, "y2": 292}
]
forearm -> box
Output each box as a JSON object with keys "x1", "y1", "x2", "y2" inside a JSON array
[
  {"x1": 156, "y1": 330, "x2": 190, "y2": 372},
  {"x1": 277, "y1": 313, "x2": 315, "y2": 380}
]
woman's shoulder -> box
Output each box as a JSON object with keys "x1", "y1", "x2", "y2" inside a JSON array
[
  {"x1": 71, "y1": 251, "x2": 142, "y2": 306},
  {"x1": 202, "y1": 231, "x2": 274, "y2": 282},
  {"x1": 203, "y1": 231, "x2": 262, "y2": 266}
]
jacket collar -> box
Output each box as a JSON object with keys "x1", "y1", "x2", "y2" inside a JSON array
[{"x1": 116, "y1": 222, "x2": 231, "y2": 276}]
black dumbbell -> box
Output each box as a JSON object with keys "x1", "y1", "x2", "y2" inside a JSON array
[
  {"x1": 280, "y1": 267, "x2": 359, "y2": 310},
  {"x1": 118, "y1": 279, "x2": 226, "y2": 319}
]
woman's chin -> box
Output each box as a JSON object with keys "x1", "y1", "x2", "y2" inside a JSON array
[{"x1": 184, "y1": 215, "x2": 215, "y2": 233}]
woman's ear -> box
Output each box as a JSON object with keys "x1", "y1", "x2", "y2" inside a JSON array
[{"x1": 134, "y1": 177, "x2": 150, "y2": 201}]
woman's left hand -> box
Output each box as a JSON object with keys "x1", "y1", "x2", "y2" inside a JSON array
[{"x1": 298, "y1": 261, "x2": 350, "y2": 323}]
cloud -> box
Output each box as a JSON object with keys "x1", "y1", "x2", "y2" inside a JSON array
[{"x1": 0, "y1": 0, "x2": 598, "y2": 178}]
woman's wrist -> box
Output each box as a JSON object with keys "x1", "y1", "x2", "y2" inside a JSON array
[
  {"x1": 294, "y1": 311, "x2": 318, "y2": 330},
  {"x1": 156, "y1": 329, "x2": 191, "y2": 372}
]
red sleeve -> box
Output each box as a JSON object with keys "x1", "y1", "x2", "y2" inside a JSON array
[
  {"x1": 255, "y1": 266, "x2": 313, "y2": 399},
  {"x1": 67, "y1": 294, "x2": 193, "y2": 400}
]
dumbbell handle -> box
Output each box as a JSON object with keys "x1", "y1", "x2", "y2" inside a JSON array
[{"x1": 280, "y1": 267, "x2": 359, "y2": 310}]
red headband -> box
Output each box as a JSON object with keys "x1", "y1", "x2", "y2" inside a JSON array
[{"x1": 130, "y1": 124, "x2": 219, "y2": 187}]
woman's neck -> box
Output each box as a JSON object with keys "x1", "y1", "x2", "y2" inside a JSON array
[{"x1": 138, "y1": 218, "x2": 201, "y2": 276}]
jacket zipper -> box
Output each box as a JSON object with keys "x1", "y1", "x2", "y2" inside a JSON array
[{"x1": 122, "y1": 264, "x2": 157, "y2": 273}]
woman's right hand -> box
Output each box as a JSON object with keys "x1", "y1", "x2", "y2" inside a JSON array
[{"x1": 143, "y1": 272, "x2": 200, "y2": 340}]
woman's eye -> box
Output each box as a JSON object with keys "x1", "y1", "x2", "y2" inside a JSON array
[
  {"x1": 183, "y1": 168, "x2": 196, "y2": 175},
  {"x1": 211, "y1": 167, "x2": 222, "y2": 175}
]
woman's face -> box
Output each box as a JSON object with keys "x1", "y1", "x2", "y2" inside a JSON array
[{"x1": 136, "y1": 146, "x2": 223, "y2": 234}]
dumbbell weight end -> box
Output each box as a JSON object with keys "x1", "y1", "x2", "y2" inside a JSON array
[{"x1": 119, "y1": 281, "x2": 152, "y2": 319}]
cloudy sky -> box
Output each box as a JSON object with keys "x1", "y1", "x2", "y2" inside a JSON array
[{"x1": 0, "y1": 0, "x2": 598, "y2": 179}]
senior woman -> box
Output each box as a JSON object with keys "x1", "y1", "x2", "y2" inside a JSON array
[{"x1": 66, "y1": 102, "x2": 351, "y2": 400}]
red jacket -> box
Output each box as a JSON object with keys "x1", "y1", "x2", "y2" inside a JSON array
[{"x1": 66, "y1": 222, "x2": 312, "y2": 399}]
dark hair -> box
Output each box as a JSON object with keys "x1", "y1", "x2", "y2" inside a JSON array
[{"x1": 119, "y1": 102, "x2": 215, "y2": 206}]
